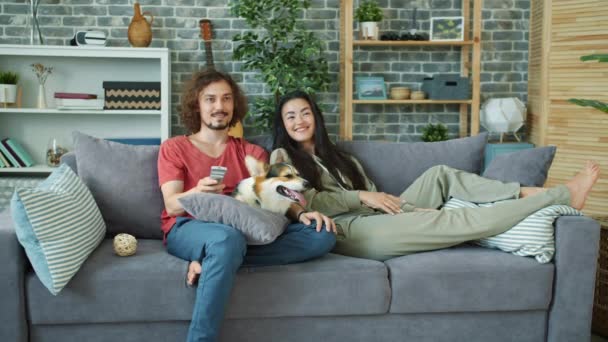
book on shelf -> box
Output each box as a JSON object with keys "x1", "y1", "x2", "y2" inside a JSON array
[
  {"x1": 54, "y1": 92, "x2": 98, "y2": 99},
  {"x1": 0, "y1": 148, "x2": 11, "y2": 167},
  {"x1": 55, "y1": 98, "x2": 104, "y2": 110},
  {"x1": 0, "y1": 140, "x2": 22, "y2": 167},
  {"x1": 4, "y1": 138, "x2": 35, "y2": 167}
]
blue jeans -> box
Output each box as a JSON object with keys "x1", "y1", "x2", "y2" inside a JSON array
[{"x1": 166, "y1": 217, "x2": 336, "y2": 342}]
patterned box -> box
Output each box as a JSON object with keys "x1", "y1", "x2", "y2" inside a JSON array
[{"x1": 102, "y1": 81, "x2": 161, "y2": 110}]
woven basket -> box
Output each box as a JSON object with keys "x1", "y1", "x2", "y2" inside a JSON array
[{"x1": 593, "y1": 217, "x2": 608, "y2": 337}]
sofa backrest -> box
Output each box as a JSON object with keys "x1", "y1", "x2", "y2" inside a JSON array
[
  {"x1": 63, "y1": 132, "x2": 487, "y2": 239},
  {"x1": 338, "y1": 133, "x2": 487, "y2": 195}
]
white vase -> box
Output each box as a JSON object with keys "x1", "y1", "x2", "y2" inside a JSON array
[
  {"x1": 37, "y1": 83, "x2": 47, "y2": 109},
  {"x1": 360, "y1": 21, "x2": 379, "y2": 40},
  {"x1": 0, "y1": 84, "x2": 17, "y2": 103}
]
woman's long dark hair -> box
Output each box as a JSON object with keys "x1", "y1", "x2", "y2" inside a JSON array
[{"x1": 272, "y1": 91, "x2": 367, "y2": 191}]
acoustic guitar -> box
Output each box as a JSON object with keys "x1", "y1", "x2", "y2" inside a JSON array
[{"x1": 199, "y1": 19, "x2": 244, "y2": 138}]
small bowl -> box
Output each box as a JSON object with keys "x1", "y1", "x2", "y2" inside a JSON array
[
  {"x1": 390, "y1": 87, "x2": 411, "y2": 100},
  {"x1": 411, "y1": 90, "x2": 426, "y2": 100}
]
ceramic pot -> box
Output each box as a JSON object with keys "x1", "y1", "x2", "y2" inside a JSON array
[
  {"x1": 128, "y1": 2, "x2": 154, "y2": 47},
  {"x1": 390, "y1": 87, "x2": 411, "y2": 100},
  {"x1": 37, "y1": 84, "x2": 47, "y2": 109},
  {"x1": 360, "y1": 21, "x2": 379, "y2": 40},
  {"x1": 0, "y1": 84, "x2": 17, "y2": 103}
]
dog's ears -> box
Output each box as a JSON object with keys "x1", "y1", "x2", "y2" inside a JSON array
[
  {"x1": 272, "y1": 149, "x2": 287, "y2": 164},
  {"x1": 245, "y1": 155, "x2": 268, "y2": 177}
]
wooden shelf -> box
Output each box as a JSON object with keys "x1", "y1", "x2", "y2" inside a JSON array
[
  {"x1": 354, "y1": 40, "x2": 475, "y2": 47},
  {"x1": 0, "y1": 108, "x2": 162, "y2": 115},
  {"x1": 0, "y1": 164, "x2": 53, "y2": 175},
  {"x1": 353, "y1": 99, "x2": 472, "y2": 104}
]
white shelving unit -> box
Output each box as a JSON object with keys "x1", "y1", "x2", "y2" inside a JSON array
[{"x1": 0, "y1": 44, "x2": 171, "y2": 174}]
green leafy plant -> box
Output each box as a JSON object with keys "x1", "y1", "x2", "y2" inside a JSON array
[
  {"x1": 355, "y1": 0, "x2": 383, "y2": 22},
  {"x1": 230, "y1": 0, "x2": 331, "y2": 132},
  {"x1": 567, "y1": 54, "x2": 608, "y2": 113},
  {"x1": 0, "y1": 71, "x2": 19, "y2": 85},
  {"x1": 421, "y1": 123, "x2": 449, "y2": 142}
]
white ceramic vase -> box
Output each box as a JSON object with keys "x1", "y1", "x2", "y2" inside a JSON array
[{"x1": 37, "y1": 83, "x2": 47, "y2": 109}]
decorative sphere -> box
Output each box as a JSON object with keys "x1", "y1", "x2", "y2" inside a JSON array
[
  {"x1": 113, "y1": 233, "x2": 137, "y2": 257},
  {"x1": 481, "y1": 97, "x2": 527, "y2": 133}
]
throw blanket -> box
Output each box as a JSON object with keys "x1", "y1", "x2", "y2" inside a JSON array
[{"x1": 443, "y1": 198, "x2": 583, "y2": 263}]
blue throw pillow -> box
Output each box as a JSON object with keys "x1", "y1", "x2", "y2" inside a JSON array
[
  {"x1": 10, "y1": 164, "x2": 106, "y2": 295},
  {"x1": 482, "y1": 146, "x2": 557, "y2": 187}
]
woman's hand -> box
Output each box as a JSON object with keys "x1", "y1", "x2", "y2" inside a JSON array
[
  {"x1": 299, "y1": 211, "x2": 337, "y2": 234},
  {"x1": 193, "y1": 177, "x2": 225, "y2": 194},
  {"x1": 359, "y1": 191, "x2": 403, "y2": 215}
]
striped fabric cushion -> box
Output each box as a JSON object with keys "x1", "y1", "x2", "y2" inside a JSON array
[
  {"x1": 10, "y1": 164, "x2": 106, "y2": 295},
  {"x1": 443, "y1": 198, "x2": 582, "y2": 263}
]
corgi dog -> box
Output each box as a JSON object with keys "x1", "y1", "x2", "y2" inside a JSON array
[{"x1": 233, "y1": 155, "x2": 309, "y2": 215}]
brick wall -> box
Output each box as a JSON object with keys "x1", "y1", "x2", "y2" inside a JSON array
[{"x1": 0, "y1": 0, "x2": 530, "y2": 141}]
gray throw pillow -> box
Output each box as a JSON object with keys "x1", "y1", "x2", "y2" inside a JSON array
[
  {"x1": 482, "y1": 146, "x2": 557, "y2": 187},
  {"x1": 338, "y1": 133, "x2": 488, "y2": 195},
  {"x1": 179, "y1": 193, "x2": 288, "y2": 245},
  {"x1": 73, "y1": 131, "x2": 164, "y2": 239}
]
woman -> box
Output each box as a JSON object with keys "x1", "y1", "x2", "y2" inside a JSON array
[{"x1": 271, "y1": 90, "x2": 600, "y2": 261}]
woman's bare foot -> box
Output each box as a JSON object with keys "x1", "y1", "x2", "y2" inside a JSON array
[
  {"x1": 186, "y1": 261, "x2": 202, "y2": 287},
  {"x1": 565, "y1": 161, "x2": 600, "y2": 210},
  {"x1": 520, "y1": 187, "x2": 546, "y2": 198}
]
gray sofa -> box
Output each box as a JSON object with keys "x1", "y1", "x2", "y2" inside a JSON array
[{"x1": 0, "y1": 134, "x2": 600, "y2": 342}]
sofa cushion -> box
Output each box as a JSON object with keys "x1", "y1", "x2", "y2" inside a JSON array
[
  {"x1": 73, "y1": 132, "x2": 164, "y2": 239},
  {"x1": 179, "y1": 193, "x2": 288, "y2": 245},
  {"x1": 338, "y1": 133, "x2": 487, "y2": 195},
  {"x1": 385, "y1": 245, "x2": 554, "y2": 314},
  {"x1": 11, "y1": 164, "x2": 106, "y2": 295},
  {"x1": 26, "y1": 239, "x2": 390, "y2": 324},
  {"x1": 482, "y1": 146, "x2": 556, "y2": 187}
]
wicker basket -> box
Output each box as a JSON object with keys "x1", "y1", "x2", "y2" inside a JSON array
[{"x1": 593, "y1": 217, "x2": 608, "y2": 337}]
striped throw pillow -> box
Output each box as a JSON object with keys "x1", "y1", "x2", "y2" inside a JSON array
[
  {"x1": 10, "y1": 164, "x2": 106, "y2": 295},
  {"x1": 443, "y1": 197, "x2": 582, "y2": 263}
]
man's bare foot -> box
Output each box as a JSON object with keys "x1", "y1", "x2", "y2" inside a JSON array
[
  {"x1": 565, "y1": 161, "x2": 600, "y2": 210},
  {"x1": 520, "y1": 187, "x2": 546, "y2": 198},
  {"x1": 186, "y1": 261, "x2": 202, "y2": 287}
]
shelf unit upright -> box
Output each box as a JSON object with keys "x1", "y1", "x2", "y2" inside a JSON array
[
  {"x1": 339, "y1": 0, "x2": 482, "y2": 140},
  {"x1": 0, "y1": 45, "x2": 171, "y2": 175}
]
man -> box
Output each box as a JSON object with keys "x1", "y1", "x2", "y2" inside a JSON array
[{"x1": 157, "y1": 68, "x2": 336, "y2": 342}]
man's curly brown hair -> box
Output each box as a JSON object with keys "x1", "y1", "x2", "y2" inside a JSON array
[{"x1": 180, "y1": 69, "x2": 247, "y2": 134}]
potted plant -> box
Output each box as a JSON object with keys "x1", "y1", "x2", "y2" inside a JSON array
[
  {"x1": 230, "y1": 0, "x2": 330, "y2": 133},
  {"x1": 355, "y1": 0, "x2": 384, "y2": 40},
  {"x1": 421, "y1": 123, "x2": 449, "y2": 142},
  {"x1": 0, "y1": 71, "x2": 19, "y2": 104}
]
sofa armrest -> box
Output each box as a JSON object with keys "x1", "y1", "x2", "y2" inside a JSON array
[
  {"x1": 0, "y1": 209, "x2": 28, "y2": 342},
  {"x1": 548, "y1": 215, "x2": 600, "y2": 342}
]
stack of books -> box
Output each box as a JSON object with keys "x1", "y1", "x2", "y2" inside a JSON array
[
  {"x1": 55, "y1": 92, "x2": 104, "y2": 110},
  {"x1": 0, "y1": 138, "x2": 35, "y2": 168}
]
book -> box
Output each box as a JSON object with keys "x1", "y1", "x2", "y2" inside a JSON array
[
  {"x1": 54, "y1": 92, "x2": 98, "y2": 99},
  {"x1": 0, "y1": 148, "x2": 11, "y2": 167},
  {"x1": 0, "y1": 140, "x2": 22, "y2": 167},
  {"x1": 5, "y1": 138, "x2": 35, "y2": 167},
  {"x1": 55, "y1": 98, "x2": 104, "y2": 110}
]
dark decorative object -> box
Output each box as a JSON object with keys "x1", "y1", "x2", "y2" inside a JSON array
[{"x1": 103, "y1": 81, "x2": 161, "y2": 110}]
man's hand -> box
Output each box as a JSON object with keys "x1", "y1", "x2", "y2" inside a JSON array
[
  {"x1": 299, "y1": 211, "x2": 337, "y2": 234},
  {"x1": 359, "y1": 191, "x2": 403, "y2": 215},
  {"x1": 194, "y1": 177, "x2": 226, "y2": 194}
]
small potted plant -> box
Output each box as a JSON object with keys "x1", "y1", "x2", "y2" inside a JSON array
[
  {"x1": 0, "y1": 71, "x2": 19, "y2": 104},
  {"x1": 421, "y1": 123, "x2": 449, "y2": 142},
  {"x1": 355, "y1": 0, "x2": 383, "y2": 40}
]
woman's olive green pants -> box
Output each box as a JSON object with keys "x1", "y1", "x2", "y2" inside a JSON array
[{"x1": 333, "y1": 165, "x2": 571, "y2": 261}]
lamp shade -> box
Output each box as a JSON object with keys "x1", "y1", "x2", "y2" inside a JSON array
[{"x1": 480, "y1": 97, "x2": 527, "y2": 133}]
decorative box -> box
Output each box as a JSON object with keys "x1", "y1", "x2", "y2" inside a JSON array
[
  {"x1": 421, "y1": 74, "x2": 470, "y2": 100},
  {"x1": 103, "y1": 81, "x2": 161, "y2": 110},
  {"x1": 484, "y1": 142, "x2": 534, "y2": 171}
]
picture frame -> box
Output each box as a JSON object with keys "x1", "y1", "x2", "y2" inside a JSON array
[
  {"x1": 355, "y1": 76, "x2": 387, "y2": 100},
  {"x1": 430, "y1": 16, "x2": 464, "y2": 41}
]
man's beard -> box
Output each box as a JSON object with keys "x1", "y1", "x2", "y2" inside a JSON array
[{"x1": 203, "y1": 112, "x2": 230, "y2": 130}]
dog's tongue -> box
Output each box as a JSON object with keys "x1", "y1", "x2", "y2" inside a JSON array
[{"x1": 286, "y1": 188, "x2": 307, "y2": 207}]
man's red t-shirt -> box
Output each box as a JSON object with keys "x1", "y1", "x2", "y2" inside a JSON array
[{"x1": 157, "y1": 135, "x2": 268, "y2": 236}]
